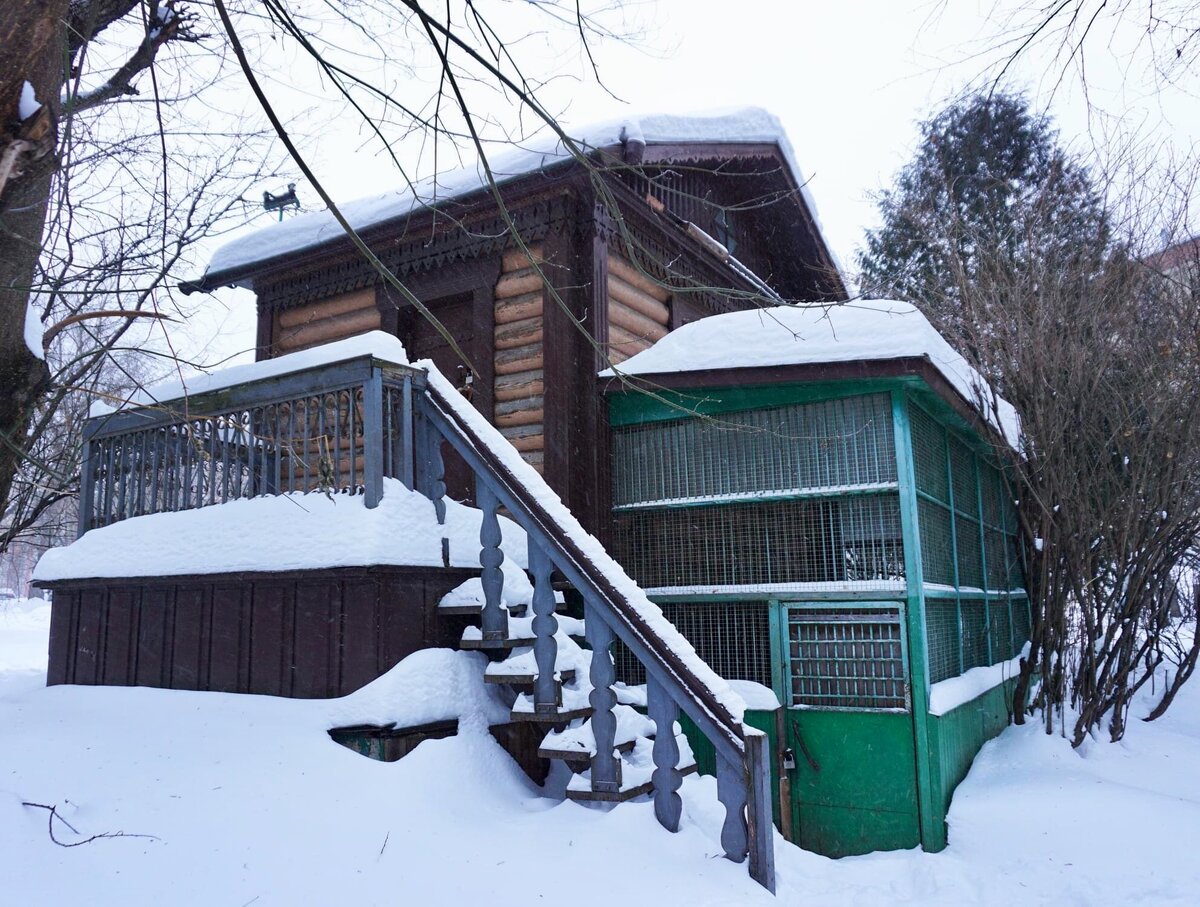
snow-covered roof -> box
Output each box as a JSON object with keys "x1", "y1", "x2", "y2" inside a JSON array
[
  {"x1": 601, "y1": 300, "x2": 1021, "y2": 447},
  {"x1": 197, "y1": 107, "x2": 837, "y2": 285},
  {"x1": 89, "y1": 331, "x2": 409, "y2": 419}
]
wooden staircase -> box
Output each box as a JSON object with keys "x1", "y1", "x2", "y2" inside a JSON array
[{"x1": 444, "y1": 595, "x2": 699, "y2": 802}]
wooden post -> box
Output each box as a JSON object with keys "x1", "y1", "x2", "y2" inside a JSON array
[
  {"x1": 77, "y1": 430, "x2": 96, "y2": 537},
  {"x1": 528, "y1": 539, "x2": 559, "y2": 713},
  {"x1": 716, "y1": 752, "x2": 749, "y2": 863},
  {"x1": 477, "y1": 478, "x2": 508, "y2": 641},
  {"x1": 585, "y1": 605, "x2": 620, "y2": 793},
  {"x1": 647, "y1": 675, "x2": 683, "y2": 832},
  {"x1": 400, "y1": 373, "x2": 414, "y2": 489},
  {"x1": 362, "y1": 368, "x2": 384, "y2": 508},
  {"x1": 745, "y1": 730, "x2": 777, "y2": 894}
]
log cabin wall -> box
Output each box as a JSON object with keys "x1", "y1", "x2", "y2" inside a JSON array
[
  {"x1": 493, "y1": 244, "x2": 546, "y2": 473},
  {"x1": 605, "y1": 254, "x2": 670, "y2": 364},
  {"x1": 272, "y1": 287, "x2": 380, "y2": 356}
]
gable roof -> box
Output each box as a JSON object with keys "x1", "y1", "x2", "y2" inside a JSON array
[{"x1": 191, "y1": 107, "x2": 843, "y2": 293}]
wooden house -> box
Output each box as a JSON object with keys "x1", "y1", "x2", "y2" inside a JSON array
[{"x1": 34, "y1": 109, "x2": 1028, "y2": 880}]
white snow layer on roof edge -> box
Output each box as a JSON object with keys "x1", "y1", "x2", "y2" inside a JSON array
[
  {"x1": 201, "y1": 107, "x2": 837, "y2": 281},
  {"x1": 89, "y1": 331, "x2": 408, "y2": 418},
  {"x1": 601, "y1": 300, "x2": 1021, "y2": 447},
  {"x1": 34, "y1": 477, "x2": 531, "y2": 600}
]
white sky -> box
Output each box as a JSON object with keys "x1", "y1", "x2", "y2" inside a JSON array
[{"x1": 189, "y1": 0, "x2": 1200, "y2": 365}]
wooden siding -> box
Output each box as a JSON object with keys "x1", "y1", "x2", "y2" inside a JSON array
[
  {"x1": 495, "y1": 245, "x2": 546, "y2": 472},
  {"x1": 273, "y1": 287, "x2": 380, "y2": 356},
  {"x1": 44, "y1": 566, "x2": 477, "y2": 698},
  {"x1": 606, "y1": 254, "x2": 669, "y2": 364}
]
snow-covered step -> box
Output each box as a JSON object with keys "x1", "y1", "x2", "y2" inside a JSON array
[
  {"x1": 483, "y1": 645, "x2": 577, "y2": 688},
  {"x1": 538, "y1": 705, "x2": 655, "y2": 763},
  {"x1": 564, "y1": 736, "x2": 698, "y2": 803},
  {"x1": 460, "y1": 614, "x2": 586, "y2": 651},
  {"x1": 510, "y1": 680, "x2": 593, "y2": 723}
]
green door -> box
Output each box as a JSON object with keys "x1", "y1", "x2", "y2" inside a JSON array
[{"x1": 773, "y1": 602, "x2": 922, "y2": 857}]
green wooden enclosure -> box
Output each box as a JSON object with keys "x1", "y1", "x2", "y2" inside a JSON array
[{"x1": 608, "y1": 375, "x2": 1029, "y2": 857}]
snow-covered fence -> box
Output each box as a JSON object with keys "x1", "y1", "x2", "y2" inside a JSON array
[{"x1": 77, "y1": 354, "x2": 425, "y2": 534}]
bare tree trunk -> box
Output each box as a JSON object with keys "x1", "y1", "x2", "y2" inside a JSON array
[{"x1": 0, "y1": 0, "x2": 67, "y2": 521}]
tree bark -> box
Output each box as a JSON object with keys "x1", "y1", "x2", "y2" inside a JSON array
[{"x1": 0, "y1": 0, "x2": 68, "y2": 520}]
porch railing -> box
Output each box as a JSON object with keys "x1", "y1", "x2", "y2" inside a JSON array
[{"x1": 78, "y1": 354, "x2": 424, "y2": 535}]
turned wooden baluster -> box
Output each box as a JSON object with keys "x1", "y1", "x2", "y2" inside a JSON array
[
  {"x1": 647, "y1": 675, "x2": 683, "y2": 832},
  {"x1": 716, "y1": 752, "x2": 749, "y2": 864},
  {"x1": 585, "y1": 606, "x2": 620, "y2": 793},
  {"x1": 528, "y1": 540, "x2": 559, "y2": 713},
  {"x1": 476, "y1": 478, "x2": 508, "y2": 641}
]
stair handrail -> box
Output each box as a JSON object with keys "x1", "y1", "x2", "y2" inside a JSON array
[
  {"x1": 413, "y1": 362, "x2": 775, "y2": 892},
  {"x1": 419, "y1": 366, "x2": 745, "y2": 751}
]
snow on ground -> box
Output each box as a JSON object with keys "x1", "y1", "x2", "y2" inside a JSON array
[{"x1": 3, "y1": 609, "x2": 1199, "y2": 905}]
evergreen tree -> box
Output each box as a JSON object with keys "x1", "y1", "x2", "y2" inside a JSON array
[{"x1": 858, "y1": 92, "x2": 1108, "y2": 347}]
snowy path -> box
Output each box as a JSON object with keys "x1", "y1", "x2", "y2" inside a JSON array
[{"x1": 2, "y1": 603, "x2": 1197, "y2": 905}]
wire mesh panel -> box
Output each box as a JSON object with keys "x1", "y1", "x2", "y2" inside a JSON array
[
  {"x1": 612, "y1": 600, "x2": 772, "y2": 688},
  {"x1": 949, "y1": 438, "x2": 979, "y2": 518},
  {"x1": 955, "y1": 514, "x2": 984, "y2": 589},
  {"x1": 1012, "y1": 596, "x2": 1032, "y2": 647},
  {"x1": 960, "y1": 600, "x2": 990, "y2": 670},
  {"x1": 917, "y1": 498, "x2": 955, "y2": 586},
  {"x1": 925, "y1": 598, "x2": 962, "y2": 683},
  {"x1": 612, "y1": 393, "x2": 896, "y2": 508},
  {"x1": 787, "y1": 607, "x2": 908, "y2": 710},
  {"x1": 611, "y1": 494, "x2": 905, "y2": 591},
  {"x1": 989, "y1": 597, "x2": 1014, "y2": 661},
  {"x1": 910, "y1": 404, "x2": 949, "y2": 502}
]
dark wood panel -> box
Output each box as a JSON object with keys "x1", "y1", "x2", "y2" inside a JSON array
[
  {"x1": 340, "y1": 578, "x2": 379, "y2": 693},
  {"x1": 46, "y1": 593, "x2": 75, "y2": 685},
  {"x1": 41, "y1": 566, "x2": 478, "y2": 699},
  {"x1": 172, "y1": 587, "x2": 207, "y2": 690},
  {"x1": 102, "y1": 590, "x2": 136, "y2": 686},
  {"x1": 250, "y1": 583, "x2": 288, "y2": 696},
  {"x1": 292, "y1": 581, "x2": 336, "y2": 698},
  {"x1": 75, "y1": 590, "x2": 105, "y2": 685},
  {"x1": 136, "y1": 588, "x2": 171, "y2": 688},
  {"x1": 210, "y1": 584, "x2": 247, "y2": 693}
]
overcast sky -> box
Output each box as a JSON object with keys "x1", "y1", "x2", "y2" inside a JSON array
[{"x1": 192, "y1": 0, "x2": 1199, "y2": 363}]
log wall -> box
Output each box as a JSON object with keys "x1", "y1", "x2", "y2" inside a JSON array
[
  {"x1": 273, "y1": 287, "x2": 381, "y2": 356},
  {"x1": 42, "y1": 566, "x2": 478, "y2": 698},
  {"x1": 605, "y1": 255, "x2": 669, "y2": 364},
  {"x1": 494, "y1": 245, "x2": 546, "y2": 473}
]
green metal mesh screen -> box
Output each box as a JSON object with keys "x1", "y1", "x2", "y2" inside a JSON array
[
  {"x1": 949, "y1": 438, "x2": 979, "y2": 517},
  {"x1": 787, "y1": 607, "x2": 908, "y2": 710},
  {"x1": 1012, "y1": 596, "x2": 1032, "y2": 647},
  {"x1": 989, "y1": 598, "x2": 1014, "y2": 660},
  {"x1": 955, "y1": 514, "x2": 984, "y2": 589},
  {"x1": 611, "y1": 494, "x2": 904, "y2": 591},
  {"x1": 960, "y1": 600, "x2": 990, "y2": 670},
  {"x1": 911, "y1": 404, "x2": 949, "y2": 501},
  {"x1": 925, "y1": 598, "x2": 962, "y2": 683},
  {"x1": 918, "y1": 498, "x2": 955, "y2": 586},
  {"x1": 611, "y1": 393, "x2": 896, "y2": 507},
  {"x1": 611, "y1": 601, "x2": 771, "y2": 688}
]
